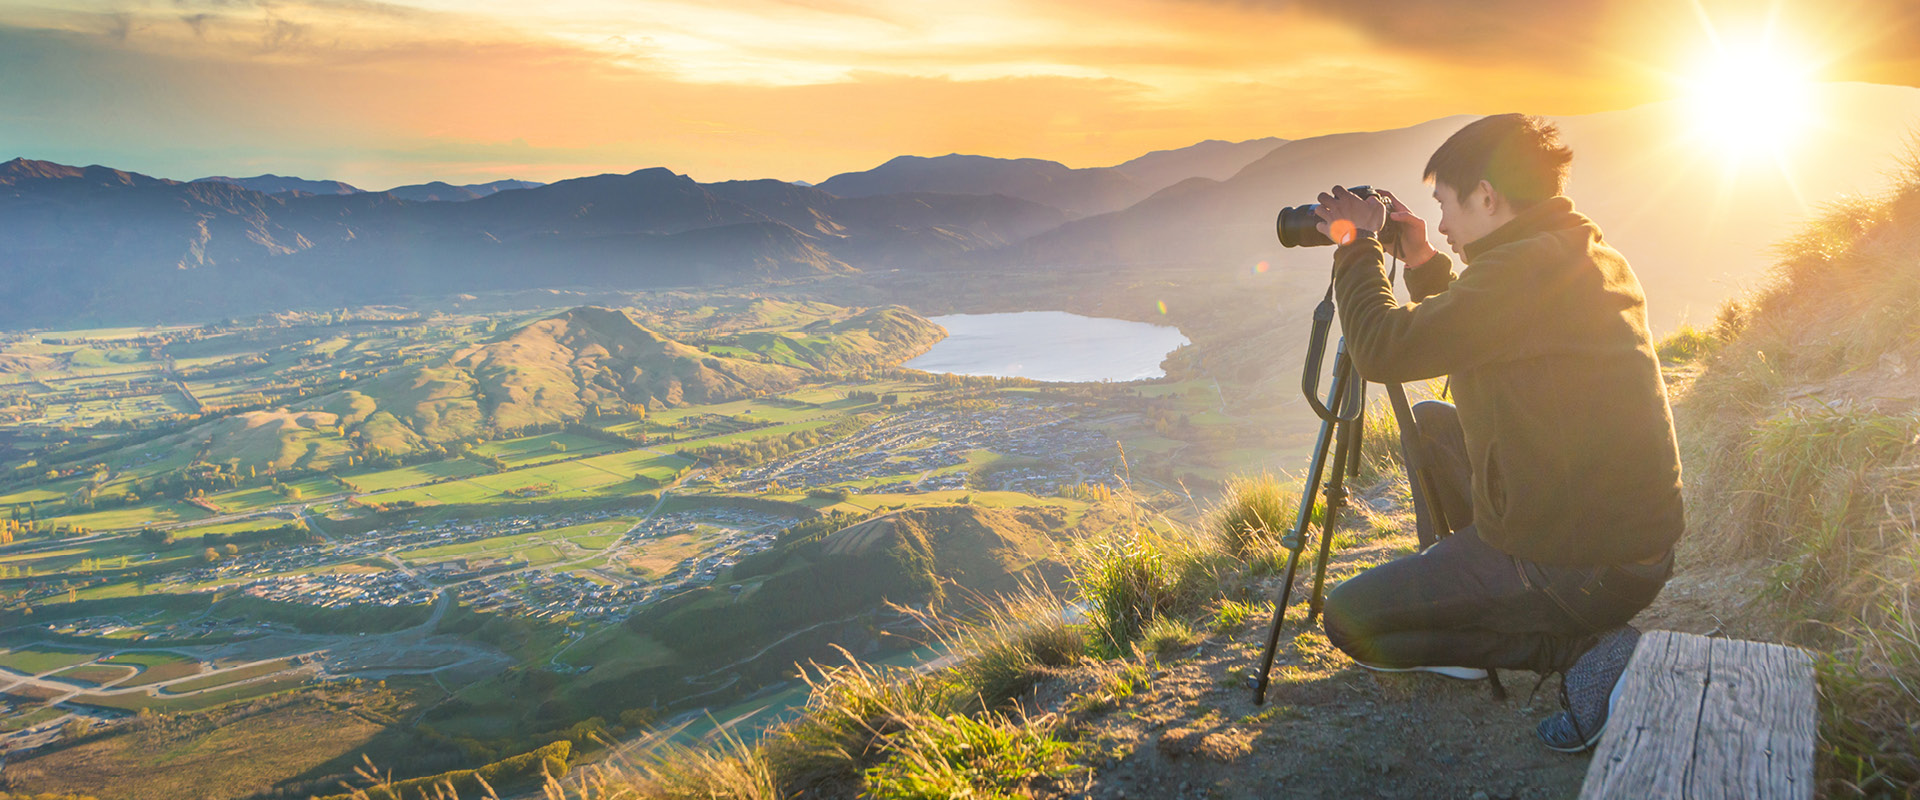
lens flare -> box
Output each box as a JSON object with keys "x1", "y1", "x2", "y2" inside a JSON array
[
  {"x1": 1254, "y1": 261, "x2": 1270, "y2": 274},
  {"x1": 1156, "y1": 300, "x2": 1168, "y2": 315},
  {"x1": 1328, "y1": 219, "x2": 1356, "y2": 245}
]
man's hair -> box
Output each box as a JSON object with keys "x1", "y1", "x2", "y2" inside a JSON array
[{"x1": 1423, "y1": 113, "x2": 1572, "y2": 209}]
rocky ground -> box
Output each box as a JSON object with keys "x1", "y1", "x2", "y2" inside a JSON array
[{"x1": 1013, "y1": 478, "x2": 1757, "y2": 800}]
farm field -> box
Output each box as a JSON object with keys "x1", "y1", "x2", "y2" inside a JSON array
[
  {"x1": 204, "y1": 476, "x2": 350, "y2": 512},
  {"x1": 0, "y1": 645, "x2": 101, "y2": 675},
  {"x1": 339, "y1": 459, "x2": 490, "y2": 492},
  {"x1": 104, "y1": 651, "x2": 203, "y2": 688},
  {"x1": 47, "y1": 663, "x2": 136, "y2": 688},
  {"x1": 472, "y1": 432, "x2": 616, "y2": 466}
]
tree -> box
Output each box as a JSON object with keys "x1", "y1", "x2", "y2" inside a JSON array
[
  {"x1": 203, "y1": 547, "x2": 220, "y2": 563},
  {"x1": 140, "y1": 527, "x2": 175, "y2": 548},
  {"x1": 223, "y1": 544, "x2": 239, "y2": 557}
]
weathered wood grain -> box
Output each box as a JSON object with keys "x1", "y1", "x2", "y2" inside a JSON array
[
  {"x1": 1578, "y1": 631, "x2": 1813, "y2": 800},
  {"x1": 1687, "y1": 636, "x2": 1816, "y2": 799}
]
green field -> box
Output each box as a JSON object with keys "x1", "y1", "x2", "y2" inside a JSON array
[
  {"x1": 104, "y1": 651, "x2": 203, "y2": 688},
  {"x1": 0, "y1": 645, "x2": 101, "y2": 675},
  {"x1": 339, "y1": 459, "x2": 490, "y2": 492},
  {"x1": 205, "y1": 476, "x2": 349, "y2": 512},
  {"x1": 574, "y1": 448, "x2": 693, "y2": 481},
  {"x1": 473, "y1": 432, "x2": 616, "y2": 466},
  {"x1": 39, "y1": 501, "x2": 210, "y2": 532},
  {"x1": 398, "y1": 517, "x2": 629, "y2": 565},
  {"x1": 47, "y1": 663, "x2": 137, "y2": 688}
]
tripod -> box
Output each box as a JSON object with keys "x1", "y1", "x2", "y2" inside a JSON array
[{"x1": 1250, "y1": 274, "x2": 1454, "y2": 706}]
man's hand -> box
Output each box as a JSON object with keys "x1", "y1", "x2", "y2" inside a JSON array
[
  {"x1": 1313, "y1": 185, "x2": 1386, "y2": 246},
  {"x1": 1376, "y1": 189, "x2": 1439, "y2": 268}
]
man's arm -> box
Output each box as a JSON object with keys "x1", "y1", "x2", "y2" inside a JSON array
[
  {"x1": 1403, "y1": 251, "x2": 1457, "y2": 303},
  {"x1": 1331, "y1": 237, "x2": 1533, "y2": 383}
]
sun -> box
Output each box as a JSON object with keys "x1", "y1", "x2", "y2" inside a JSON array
[{"x1": 1681, "y1": 39, "x2": 1818, "y2": 163}]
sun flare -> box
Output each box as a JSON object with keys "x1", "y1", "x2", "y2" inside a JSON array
[{"x1": 1682, "y1": 40, "x2": 1818, "y2": 163}]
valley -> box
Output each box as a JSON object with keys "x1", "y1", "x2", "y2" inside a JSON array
[{"x1": 0, "y1": 294, "x2": 1269, "y2": 798}]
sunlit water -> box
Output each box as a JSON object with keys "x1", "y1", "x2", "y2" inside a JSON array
[{"x1": 904, "y1": 311, "x2": 1189, "y2": 382}]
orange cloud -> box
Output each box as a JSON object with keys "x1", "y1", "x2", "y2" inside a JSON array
[{"x1": 0, "y1": 0, "x2": 1915, "y2": 186}]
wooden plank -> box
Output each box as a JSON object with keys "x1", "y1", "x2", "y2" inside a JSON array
[
  {"x1": 1581, "y1": 630, "x2": 1712, "y2": 799},
  {"x1": 1580, "y1": 631, "x2": 1815, "y2": 800},
  {"x1": 1687, "y1": 636, "x2": 1816, "y2": 799}
]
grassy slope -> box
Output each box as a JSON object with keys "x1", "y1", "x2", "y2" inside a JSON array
[{"x1": 1661, "y1": 157, "x2": 1920, "y2": 794}]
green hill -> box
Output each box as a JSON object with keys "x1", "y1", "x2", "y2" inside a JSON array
[
  {"x1": 635, "y1": 505, "x2": 1068, "y2": 660},
  {"x1": 112, "y1": 304, "x2": 941, "y2": 472}
]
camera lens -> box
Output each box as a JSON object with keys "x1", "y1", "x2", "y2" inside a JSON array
[{"x1": 1276, "y1": 204, "x2": 1334, "y2": 248}]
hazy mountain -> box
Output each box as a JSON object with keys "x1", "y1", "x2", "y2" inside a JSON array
[
  {"x1": 192, "y1": 173, "x2": 362, "y2": 195},
  {"x1": 384, "y1": 179, "x2": 544, "y2": 202},
  {"x1": 1110, "y1": 137, "x2": 1288, "y2": 188},
  {"x1": 0, "y1": 165, "x2": 859, "y2": 323},
  {"x1": 816, "y1": 154, "x2": 1149, "y2": 218},
  {"x1": 1010, "y1": 82, "x2": 1920, "y2": 336}
]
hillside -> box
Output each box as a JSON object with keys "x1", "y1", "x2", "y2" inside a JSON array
[
  {"x1": 1654, "y1": 156, "x2": 1920, "y2": 793},
  {"x1": 631, "y1": 504, "x2": 1067, "y2": 658}
]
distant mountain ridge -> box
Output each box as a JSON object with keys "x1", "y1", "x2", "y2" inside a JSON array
[
  {"x1": 7, "y1": 90, "x2": 1919, "y2": 330},
  {"x1": 385, "y1": 179, "x2": 545, "y2": 202},
  {"x1": 193, "y1": 173, "x2": 362, "y2": 195}
]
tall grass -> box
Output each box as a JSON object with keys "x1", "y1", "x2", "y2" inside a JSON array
[
  {"x1": 1676, "y1": 146, "x2": 1920, "y2": 794},
  {"x1": 1815, "y1": 576, "x2": 1920, "y2": 796},
  {"x1": 1210, "y1": 472, "x2": 1290, "y2": 558}
]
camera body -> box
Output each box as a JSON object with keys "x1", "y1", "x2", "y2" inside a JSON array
[{"x1": 1275, "y1": 185, "x2": 1400, "y2": 250}]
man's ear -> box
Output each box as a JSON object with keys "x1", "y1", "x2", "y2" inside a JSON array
[{"x1": 1472, "y1": 179, "x2": 1502, "y2": 215}]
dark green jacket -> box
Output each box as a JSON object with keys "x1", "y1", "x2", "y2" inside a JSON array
[{"x1": 1332, "y1": 196, "x2": 1684, "y2": 566}]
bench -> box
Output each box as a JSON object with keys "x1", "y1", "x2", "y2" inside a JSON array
[{"x1": 1580, "y1": 630, "x2": 1816, "y2": 799}]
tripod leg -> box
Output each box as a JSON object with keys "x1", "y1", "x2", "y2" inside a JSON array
[{"x1": 1307, "y1": 409, "x2": 1361, "y2": 624}]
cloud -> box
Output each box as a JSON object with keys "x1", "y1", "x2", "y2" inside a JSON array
[{"x1": 1, "y1": 0, "x2": 1917, "y2": 189}]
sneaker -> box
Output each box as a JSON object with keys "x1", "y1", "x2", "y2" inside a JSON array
[
  {"x1": 1357, "y1": 662, "x2": 1489, "y2": 681},
  {"x1": 1537, "y1": 625, "x2": 1641, "y2": 752}
]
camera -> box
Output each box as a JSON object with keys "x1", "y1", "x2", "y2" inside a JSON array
[{"x1": 1275, "y1": 185, "x2": 1400, "y2": 250}]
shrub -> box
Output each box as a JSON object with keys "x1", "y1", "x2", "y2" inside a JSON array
[{"x1": 1655, "y1": 323, "x2": 1719, "y2": 365}]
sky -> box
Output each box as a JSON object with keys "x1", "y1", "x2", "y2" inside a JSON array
[{"x1": 1, "y1": 0, "x2": 1917, "y2": 188}]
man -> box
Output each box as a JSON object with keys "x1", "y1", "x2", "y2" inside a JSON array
[{"x1": 1309, "y1": 113, "x2": 1684, "y2": 752}]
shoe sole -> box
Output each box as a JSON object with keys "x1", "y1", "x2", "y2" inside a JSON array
[{"x1": 1357, "y1": 663, "x2": 1489, "y2": 681}]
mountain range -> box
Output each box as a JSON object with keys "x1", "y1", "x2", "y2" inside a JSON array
[
  {"x1": 6, "y1": 87, "x2": 1920, "y2": 333},
  {"x1": 190, "y1": 174, "x2": 545, "y2": 201}
]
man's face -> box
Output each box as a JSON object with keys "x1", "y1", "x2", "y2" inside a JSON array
[{"x1": 1432, "y1": 180, "x2": 1499, "y2": 256}]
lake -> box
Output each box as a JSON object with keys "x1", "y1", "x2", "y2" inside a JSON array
[{"x1": 903, "y1": 311, "x2": 1190, "y2": 382}]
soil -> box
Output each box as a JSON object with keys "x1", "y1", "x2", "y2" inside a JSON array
[{"x1": 1012, "y1": 478, "x2": 1767, "y2": 800}]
